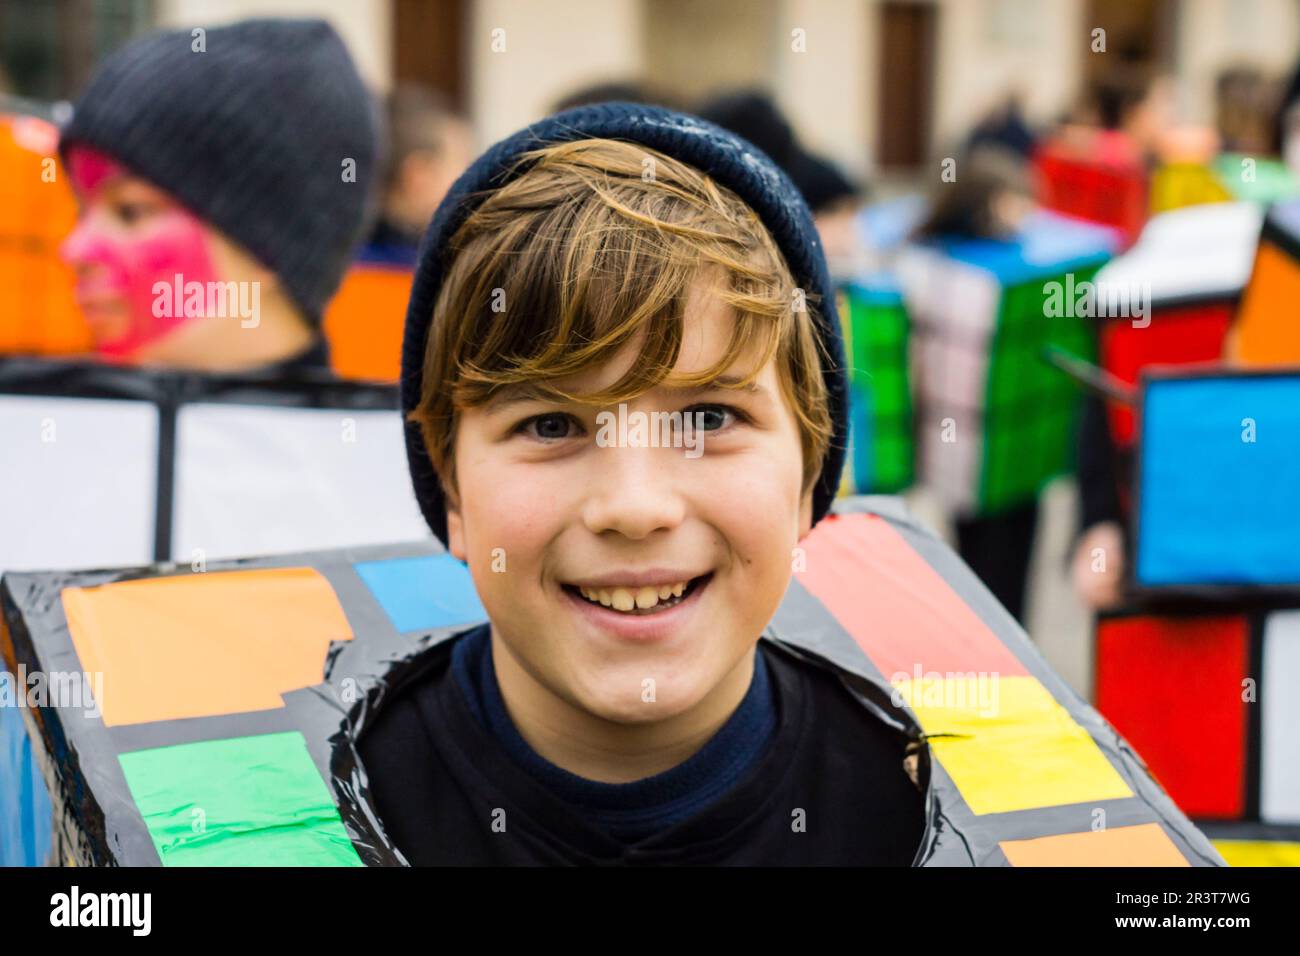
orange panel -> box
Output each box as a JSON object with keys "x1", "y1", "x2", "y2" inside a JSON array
[
  {"x1": 61, "y1": 568, "x2": 354, "y2": 726},
  {"x1": 0, "y1": 114, "x2": 91, "y2": 356},
  {"x1": 1001, "y1": 823, "x2": 1191, "y2": 866},
  {"x1": 322, "y1": 263, "x2": 413, "y2": 382},
  {"x1": 1235, "y1": 241, "x2": 1300, "y2": 366}
]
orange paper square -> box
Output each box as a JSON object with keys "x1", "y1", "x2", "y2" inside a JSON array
[
  {"x1": 1000, "y1": 823, "x2": 1191, "y2": 866},
  {"x1": 62, "y1": 568, "x2": 353, "y2": 726}
]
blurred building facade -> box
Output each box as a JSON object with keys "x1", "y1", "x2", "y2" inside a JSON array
[{"x1": 5, "y1": 0, "x2": 1300, "y2": 180}]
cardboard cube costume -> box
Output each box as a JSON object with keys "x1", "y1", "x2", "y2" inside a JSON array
[
  {"x1": 0, "y1": 497, "x2": 1222, "y2": 866},
  {"x1": 837, "y1": 277, "x2": 914, "y2": 495},
  {"x1": 1092, "y1": 201, "x2": 1263, "y2": 451},
  {"x1": 1091, "y1": 367, "x2": 1300, "y2": 866},
  {"x1": 0, "y1": 359, "x2": 431, "y2": 864},
  {"x1": 1084, "y1": 200, "x2": 1300, "y2": 868},
  {"x1": 1034, "y1": 140, "x2": 1147, "y2": 248},
  {"x1": 1234, "y1": 198, "x2": 1300, "y2": 367},
  {"x1": 0, "y1": 359, "x2": 426, "y2": 576},
  {"x1": 895, "y1": 213, "x2": 1116, "y2": 517}
]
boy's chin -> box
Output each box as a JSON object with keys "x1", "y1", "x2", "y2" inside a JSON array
[{"x1": 570, "y1": 680, "x2": 714, "y2": 726}]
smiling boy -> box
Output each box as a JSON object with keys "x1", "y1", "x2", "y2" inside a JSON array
[{"x1": 359, "y1": 104, "x2": 926, "y2": 865}]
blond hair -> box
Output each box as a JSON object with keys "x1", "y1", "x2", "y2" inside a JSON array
[{"x1": 410, "y1": 137, "x2": 832, "y2": 505}]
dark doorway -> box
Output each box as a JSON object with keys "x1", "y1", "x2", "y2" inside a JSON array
[
  {"x1": 1083, "y1": 0, "x2": 1176, "y2": 89},
  {"x1": 393, "y1": 0, "x2": 467, "y2": 111},
  {"x1": 878, "y1": 0, "x2": 937, "y2": 169}
]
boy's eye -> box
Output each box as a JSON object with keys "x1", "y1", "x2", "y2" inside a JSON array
[
  {"x1": 517, "y1": 412, "x2": 582, "y2": 441},
  {"x1": 112, "y1": 200, "x2": 161, "y2": 227},
  {"x1": 512, "y1": 404, "x2": 745, "y2": 443},
  {"x1": 685, "y1": 404, "x2": 742, "y2": 431}
]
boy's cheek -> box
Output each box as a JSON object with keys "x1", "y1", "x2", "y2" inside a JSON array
[
  {"x1": 715, "y1": 466, "x2": 807, "y2": 600},
  {"x1": 695, "y1": 453, "x2": 804, "y2": 531},
  {"x1": 465, "y1": 479, "x2": 555, "y2": 552},
  {"x1": 455, "y1": 462, "x2": 569, "y2": 590}
]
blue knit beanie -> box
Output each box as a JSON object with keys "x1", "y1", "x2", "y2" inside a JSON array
[
  {"x1": 58, "y1": 17, "x2": 379, "y2": 326},
  {"x1": 401, "y1": 103, "x2": 848, "y2": 546}
]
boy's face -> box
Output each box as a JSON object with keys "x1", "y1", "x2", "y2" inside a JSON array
[
  {"x1": 446, "y1": 276, "x2": 814, "y2": 725},
  {"x1": 59, "y1": 145, "x2": 271, "y2": 360},
  {"x1": 60, "y1": 146, "x2": 216, "y2": 357}
]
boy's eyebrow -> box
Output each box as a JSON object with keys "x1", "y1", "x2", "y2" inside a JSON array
[
  {"x1": 485, "y1": 374, "x2": 766, "y2": 410},
  {"x1": 484, "y1": 383, "x2": 554, "y2": 409},
  {"x1": 672, "y1": 374, "x2": 765, "y2": 395}
]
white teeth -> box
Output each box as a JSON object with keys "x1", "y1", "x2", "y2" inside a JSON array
[{"x1": 574, "y1": 579, "x2": 692, "y2": 612}]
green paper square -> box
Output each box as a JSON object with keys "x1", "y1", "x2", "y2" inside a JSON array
[
  {"x1": 118, "y1": 732, "x2": 363, "y2": 867},
  {"x1": 842, "y1": 287, "x2": 915, "y2": 494},
  {"x1": 979, "y1": 266, "x2": 1099, "y2": 512}
]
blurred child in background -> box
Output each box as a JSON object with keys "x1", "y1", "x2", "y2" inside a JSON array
[
  {"x1": 1216, "y1": 66, "x2": 1281, "y2": 156},
  {"x1": 58, "y1": 17, "x2": 378, "y2": 374},
  {"x1": 1065, "y1": 67, "x2": 1227, "y2": 612},
  {"x1": 912, "y1": 146, "x2": 1035, "y2": 242},
  {"x1": 1271, "y1": 55, "x2": 1300, "y2": 173},
  {"x1": 696, "y1": 89, "x2": 866, "y2": 278},
  {"x1": 911, "y1": 146, "x2": 1041, "y2": 623},
  {"x1": 364, "y1": 84, "x2": 474, "y2": 267},
  {"x1": 966, "y1": 91, "x2": 1038, "y2": 160},
  {"x1": 1056, "y1": 67, "x2": 1177, "y2": 167},
  {"x1": 548, "y1": 85, "x2": 867, "y2": 276},
  {"x1": 550, "y1": 79, "x2": 685, "y2": 113}
]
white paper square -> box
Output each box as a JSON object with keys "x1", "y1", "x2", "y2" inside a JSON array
[
  {"x1": 0, "y1": 394, "x2": 157, "y2": 574},
  {"x1": 1261, "y1": 609, "x2": 1300, "y2": 824},
  {"x1": 172, "y1": 403, "x2": 429, "y2": 561}
]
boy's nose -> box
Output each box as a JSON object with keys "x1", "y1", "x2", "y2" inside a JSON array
[
  {"x1": 60, "y1": 215, "x2": 104, "y2": 267},
  {"x1": 580, "y1": 446, "x2": 687, "y2": 540}
]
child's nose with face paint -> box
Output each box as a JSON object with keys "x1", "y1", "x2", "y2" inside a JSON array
[{"x1": 59, "y1": 145, "x2": 221, "y2": 359}]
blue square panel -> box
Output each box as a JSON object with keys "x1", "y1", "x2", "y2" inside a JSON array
[
  {"x1": 354, "y1": 554, "x2": 487, "y2": 631},
  {"x1": 1136, "y1": 372, "x2": 1300, "y2": 587}
]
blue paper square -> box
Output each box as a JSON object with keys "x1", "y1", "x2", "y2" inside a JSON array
[
  {"x1": 354, "y1": 554, "x2": 487, "y2": 632},
  {"x1": 1137, "y1": 373, "x2": 1300, "y2": 587}
]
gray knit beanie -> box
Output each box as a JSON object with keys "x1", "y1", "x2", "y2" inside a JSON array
[
  {"x1": 58, "y1": 17, "x2": 379, "y2": 326},
  {"x1": 401, "y1": 103, "x2": 849, "y2": 546}
]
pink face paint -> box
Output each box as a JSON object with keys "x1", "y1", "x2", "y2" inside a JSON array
[
  {"x1": 66, "y1": 146, "x2": 117, "y2": 196},
  {"x1": 60, "y1": 146, "x2": 222, "y2": 359}
]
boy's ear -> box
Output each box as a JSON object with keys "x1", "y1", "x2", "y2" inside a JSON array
[
  {"x1": 446, "y1": 503, "x2": 468, "y2": 563},
  {"x1": 797, "y1": 486, "x2": 814, "y2": 540}
]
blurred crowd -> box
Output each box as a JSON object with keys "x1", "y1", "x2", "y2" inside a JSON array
[{"x1": 5, "y1": 17, "x2": 1300, "y2": 631}]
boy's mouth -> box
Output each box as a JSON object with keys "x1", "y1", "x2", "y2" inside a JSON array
[{"x1": 562, "y1": 573, "x2": 713, "y2": 616}]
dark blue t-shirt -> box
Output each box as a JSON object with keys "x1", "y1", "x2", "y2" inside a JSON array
[
  {"x1": 449, "y1": 623, "x2": 777, "y2": 842},
  {"x1": 359, "y1": 626, "x2": 926, "y2": 865}
]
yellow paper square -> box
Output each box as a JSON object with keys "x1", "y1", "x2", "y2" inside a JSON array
[
  {"x1": 1213, "y1": 839, "x2": 1300, "y2": 867},
  {"x1": 894, "y1": 675, "x2": 1134, "y2": 816}
]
